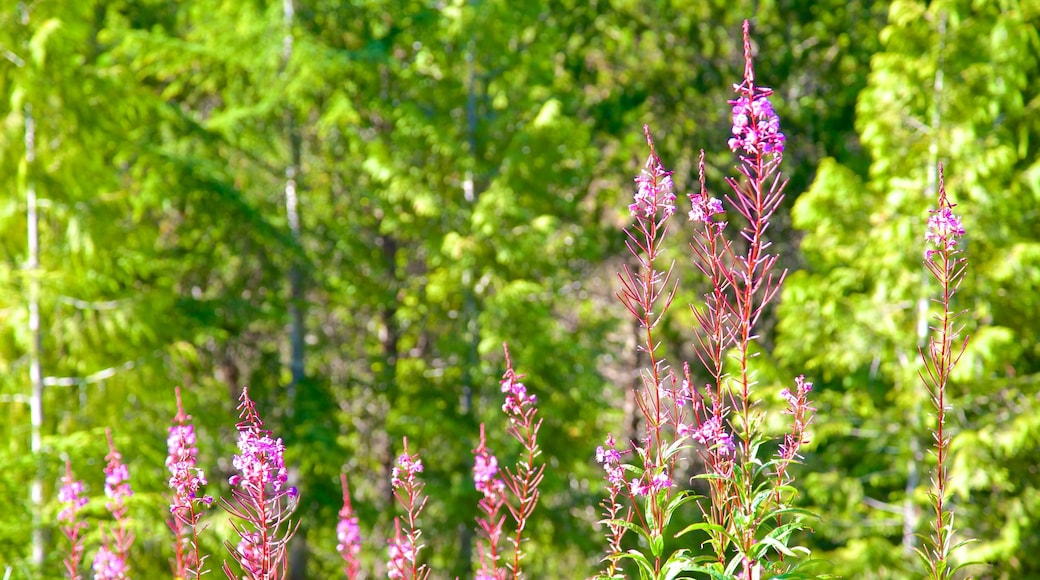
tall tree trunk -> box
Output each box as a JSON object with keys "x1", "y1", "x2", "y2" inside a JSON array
[
  {"x1": 283, "y1": 0, "x2": 305, "y2": 412},
  {"x1": 283, "y1": 4, "x2": 307, "y2": 578},
  {"x1": 25, "y1": 101, "x2": 45, "y2": 569}
]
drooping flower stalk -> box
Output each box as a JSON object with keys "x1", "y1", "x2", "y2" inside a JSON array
[
  {"x1": 388, "y1": 438, "x2": 429, "y2": 580},
  {"x1": 916, "y1": 164, "x2": 969, "y2": 579},
  {"x1": 336, "y1": 473, "x2": 362, "y2": 580},
  {"x1": 167, "y1": 386, "x2": 212, "y2": 580},
  {"x1": 220, "y1": 386, "x2": 299, "y2": 580},
  {"x1": 57, "y1": 461, "x2": 88, "y2": 580}
]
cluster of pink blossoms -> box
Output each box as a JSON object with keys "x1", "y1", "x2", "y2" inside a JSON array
[
  {"x1": 92, "y1": 546, "x2": 127, "y2": 580},
  {"x1": 387, "y1": 532, "x2": 417, "y2": 580},
  {"x1": 500, "y1": 374, "x2": 536, "y2": 418},
  {"x1": 728, "y1": 89, "x2": 786, "y2": 156},
  {"x1": 103, "y1": 446, "x2": 133, "y2": 516},
  {"x1": 229, "y1": 425, "x2": 289, "y2": 493},
  {"x1": 680, "y1": 415, "x2": 735, "y2": 457},
  {"x1": 168, "y1": 421, "x2": 212, "y2": 509},
  {"x1": 58, "y1": 472, "x2": 88, "y2": 525},
  {"x1": 595, "y1": 434, "x2": 624, "y2": 490},
  {"x1": 925, "y1": 205, "x2": 965, "y2": 256},
  {"x1": 390, "y1": 452, "x2": 424, "y2": 488},
  {"x1": 473, "y1": 447, "x2": 504, "y2": 498}
]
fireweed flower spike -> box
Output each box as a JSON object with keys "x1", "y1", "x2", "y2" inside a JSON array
[
  {"x1": 92, "y1": 545, "x2": 128, "y2": 580},
  {"x1": 167, "y1": 387, "x2": 212, "y2": 580},
  {"x1": 96, "y1": 429, "x2": 134, "y2": 577},
  {"x1": 498, "y1": 343, "x2": 544, "y2": 579},
  {"x1": 473, "y1": 424, "x2": 506, "y2": 580},
  {"x1": 917, "y1": 164, "x2": 971, "y2": 580},
  {"x1": 58, "y1": 461, "x2": 89, "y2": 580},
  {"x1": 388, "y1": 437, "x2": 430, "y2": 580},
  {"x1": 595, "y1": 434, "x2": 629, "y2": 578},
  {"x1": 609, "y1": 126, "x2": 694, "y2": 578},
  {"x1": 336, "y1": 473, "x2": 362, "y2": 580},
  {"x1": 774, "y1": 376, "x2": 816, "y2": 494},
  {"x1": 220, "y1": 386, "x2": 299, "y2": 580}
]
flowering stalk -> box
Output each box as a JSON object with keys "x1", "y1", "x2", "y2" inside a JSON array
[
  {"x1": 167, "y1": 386, "x2": 213, "y2": 580},
  {"x1": 57, "y1": 461, "x2": 88, "y2": 580},
  {"x1": 336, "y1": 473, "x2": 362, "y2": 580},
  {"x1": 689, "y1": 20, "x2": 791, "y2": 574},
  {"x1": 473, "y1": 424, "x2": 506, "y2": 580},
  {"x1": 724, "y1": 19, "x2": 788, "y2": 459},
  {"x1": 498, "y1": 343, "x2": 544, "y2": 579},
  {"x1": 609, "y1": 126, "x2": 681, "y2": 576},
  {"x1": 916, "y1": 164, "x2": 969, "y2": 579},
  {"x1": 92, "y1": 545, "x2": 129, "y2": 580},
  {"x1": 596, "y1": 21, "x2": 816, "y2": 579},
  {"x1": 686, "y1": 148, "x2": 739, "y2": 564},
  {"x1": 388, "y1": 437, "x2": 430, "y2": 580},
  {"x1": 93, "y1": 429, "x2": 134, "y2": 579},
  {"x1": 593, "y1": 434, "x2": 628, "y2": 578},
  {"x1": 220, "y1": 386, "x2": 299, "y2": 580},
  {"x1": 774, "y1": 376, "x2": 815, "y2": 493}
]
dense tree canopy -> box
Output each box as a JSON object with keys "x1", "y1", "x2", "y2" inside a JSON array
[{"x1": 1, "y1": 0, "x2": 1037, "y2": 578}]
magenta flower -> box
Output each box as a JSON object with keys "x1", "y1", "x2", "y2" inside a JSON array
[
  {"x1": 387, "y1": 523, "x2": 417, "y2": 580},
  {"x1": 103, "y1": 436, "x2": 132, "y2": 518},
  {"x1": 391, "y1": 451, "x2": 424, "y2": 488},
  {"x1": 220, "y1": 387, "x2": 298, "y2": 580},
  {"x1": 58, "y1": 461, "x2": 89, "y2": 579},
  {"x1": 926, "y1": 205, "x2": 965, "y2": 254},
  {"x1": 727, "y1": 91, "x2": 786, "y2": 156},
  {"x1": 336, "y1": 474, "x2": 361, "y2": 580},
  {"x1": 778, "y1": 376, "x2": 816, "y2": 464},
  {"x1": 472, "y1": 424, "x2": 506, "y2": 580},
  {"x1": 91, "y1": 545, "x2": 127, "y2": 580},
  {"x1": 500, "y1": 373, "x2": 536, "y2": 418},
  {"x1": 595, "y1": 434, "x2": 625, "y2": 491},
  {"x1": 473, "y1": 448, "x2": 504, "y2": 499},
  {"x1": 692, "y1": 415, "x2": 735, "y2": 457},
  {"x1": 688, "y1": 194, "x2": 724, "y2": 223},
  {"x1": 101, "y1": 430, "x2": 135, "y2": 571},
  {"x1": 168, "y1": 387, "x2": 211, "y2": 580},
  {"x1": 58, "y1": 471, "x2": 88, "y2": 525},
  {"x1": 387, "y1": 438, "x2": 430, "y2": 580},
  {"x1": 629, "y1": 133, "x2": 677, "y2": 218},
  {"x1": 168, "y1": 405, "x2": 211, "y2": 508}
]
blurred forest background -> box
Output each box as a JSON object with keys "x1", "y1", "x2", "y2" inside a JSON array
[{"x1": 1, "y1": 0, "x2": 1039, "y2": 578}]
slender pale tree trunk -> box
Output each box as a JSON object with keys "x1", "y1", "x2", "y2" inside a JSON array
[
  {"x1": 25, "y1": 101, "x2": 45, "y2": 569},
  {"x1": 283, "y1": 0, "x2": 305, "y2": 407},
  {"x1": 282, "y1": 3, "x2": 309, "y2": 578}
]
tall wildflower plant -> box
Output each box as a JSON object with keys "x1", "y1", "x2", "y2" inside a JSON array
[
  {"x1": 93, "y1": 429, "x2": 134, "y2": 580},
  {"x1": 596, "y1": 20, "x2": 816, "y2": 580},
  {"x1": 57, "y1": 461, "x2": 88, "y2": 580},
  {"x1": 167, "y1": 387, "x2": 213, "y2": 580},
  {"x1": 916, "y1": 165, "x2": 971, "y2": 579},
  {"x1": 388, "y1": 437, "x2": 430, "y2": 580},
  {"x1": 497, "y1": 343, "x2": 545, "y2": 579},
  {"x1": 336, "y1": 473, "x2": 362, "y2": 579},
  {"x1": 220, "y1": 386, "x2": 299, "y2": 580},
  {"x1": 473, "y1": 423, "x2": 507, "y2": 580}
]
